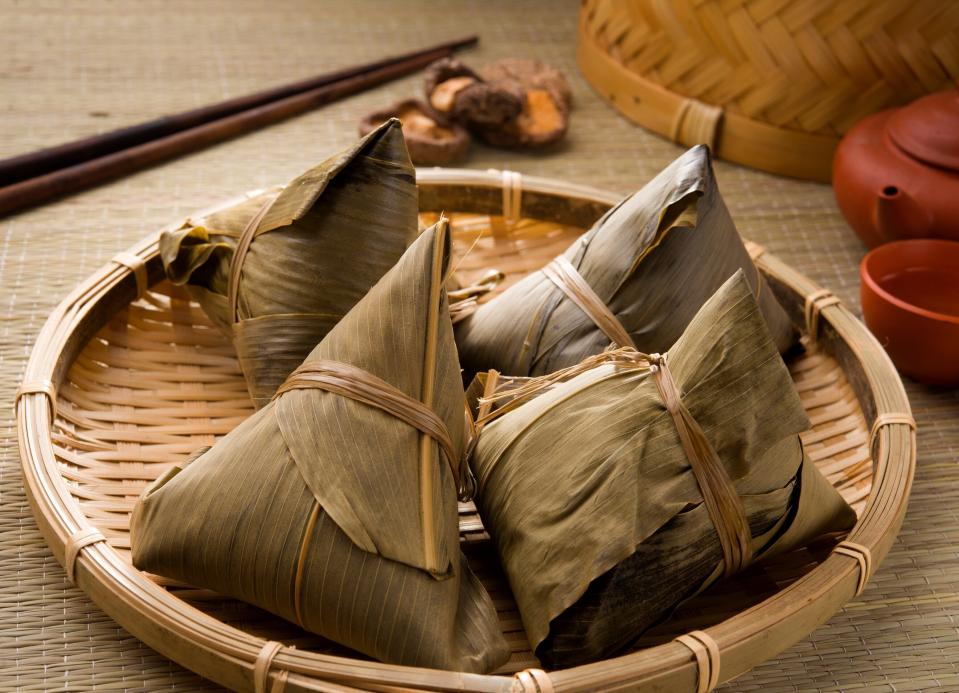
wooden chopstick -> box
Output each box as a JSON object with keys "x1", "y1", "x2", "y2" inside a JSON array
[{"x1": 0, "y1": 36, "x2": 476, "y2": 216}]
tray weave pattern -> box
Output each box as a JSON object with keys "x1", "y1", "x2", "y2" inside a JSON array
[{"x1": 51, "y1": 213, "x2": 871, "y2": 677}]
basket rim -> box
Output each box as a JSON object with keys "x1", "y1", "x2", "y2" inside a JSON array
[
  {"x1": 575, "y1": 5, "x2": 839, "y2": 182},
  {"x1": 16, "y1": 167, "x2": 915, "y2": 692}
]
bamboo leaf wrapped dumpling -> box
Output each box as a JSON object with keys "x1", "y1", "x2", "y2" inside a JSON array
[
  {"x1": 455, "y1": 146, "x2": 797, "y2": 377},
  {"x1": 468, "y1": 272, "x2": 855, "y2": 668},
  {"x1": 132, "y1": 220, "x2": 510, "y2": 673},
  {"x1": 160, "y1": 119, "x2": 418, "y2": 407}
]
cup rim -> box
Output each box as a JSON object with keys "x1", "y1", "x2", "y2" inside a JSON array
[{"x1": 860, "y1": 239, "x2": 959, "y2": 326}]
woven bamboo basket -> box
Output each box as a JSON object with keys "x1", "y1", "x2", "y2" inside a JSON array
[
  {"x1": 16, "y1": 168, "x2": 915, "y2": 692},
  {"x1": 577, "y1": 0, "x2": 959, "y2": 182}
]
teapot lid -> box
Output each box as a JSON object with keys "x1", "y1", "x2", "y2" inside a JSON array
[{"x1": 887, "y1": 84, "x2": 959, "y2": 171}]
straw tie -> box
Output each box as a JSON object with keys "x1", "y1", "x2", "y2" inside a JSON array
[
  {"x1": 274, "y1": 359, "x2": 466, "y2": 495},
  {"x1": 650, "y1": 353, "x2": 752, "y2": 577},
  {"x1": 744, "y1": 240, "x2": 765, "y2": 261},
  {"x1": 112, "y1": 251, "x2": 148, "y2": 299},
  {"x1": 741, "y1": 241, "x2": 765, "y2": 301},
  {"x1": 227, "y1": 197, "x2": 274, "y2": 323},
  {"x1": 15, "y1": 379, "x2": 57, "y2": 417},
  {"x1": 670, "y1": 97, "x2": 723, "y2": 151},
  {"x1": 512, "y1": 668, "x2": 554, "y2": 693},
  {"x1": 253, "y1": 640, "x2": 289, "y2": 693},
  {"x1": 64, "y1": 527, "x2": 106, "y2": 583},
  {"x1": 500, "y1": 169, "x2": 522, "y2": 228},
  {"x1": 675, "y1": 630, "x2": 721, "y2": 692},
  {"x1": 804, "y1": 288, "x2": 841, "y2": 339},
  {"x1": 448, "y1": 269, "x2": 506, "y2": 325},
  {"x1": 541, "y1": 255, "x2": 637, "y2": 350},
  {"x1": 834, "y1": 541, "x2": 873, "y2": 597},
  {"x1": 869, "y1": 412, "x2": 916, "y2": 452}
]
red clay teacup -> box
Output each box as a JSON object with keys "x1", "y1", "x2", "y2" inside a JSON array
[{"x1": 860, "y1": 239, "x2": 959, "y2": 386}]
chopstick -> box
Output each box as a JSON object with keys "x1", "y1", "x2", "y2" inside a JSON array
[
  {"x1": 0, "y1": 36, "x2": 476, "y2": 216},
  {"x1": 0, "y1": 36, "x2": 476, "y2": 188}
]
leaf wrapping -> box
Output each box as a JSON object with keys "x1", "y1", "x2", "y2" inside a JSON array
[
  {"x1": 132, "y1": 222, "x2": 510, "y2": 673},
  {"x1": 455, "y1": 146, "x2": 797, "y2": 377},
  {"x1": 468, "y1": 272, "x2": 855, "y2": 667},
  {"x1": 159, "y1": 119, "x2": 418, "y2": 407}
]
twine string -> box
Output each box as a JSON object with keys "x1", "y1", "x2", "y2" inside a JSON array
[
  {"x1": 869, "y1": 412, "x2": 916, "y2": 452},
  {"x1": 15, "y1": 379, "x2": 57, "y2": 418},
  {"x1": 227, "y1": 198, "x2": 273, "y2": 324},
  {"x1": 501, "y1": 170, "x2": 522, "y2": 228},
  {"x1": 541, "y1": 255, "x2": 637, "y2": 349},
  {"x1": 64, "y1": 527, "x2": 106, "y2": 583},
  {"x1": 649, "y1": 353, "x2": 752, "y2": 576},
  {"x1": 670, "y1": 97, "x2": 723, "y2": 151},
  {"x1": 112, "y1": 252, "x2": 148, "y2": 299},
  {"x1": 675, "y1": 629, "x2": 721, "y2": 692},
  {"x1": 274, "y1": 359, "x2": 471, "y2": 501},
  {"x1": 834, "y1": 540, "x2": 873, "y2": 597},
  {"x1": 512, "y1": 668, "x2": 554, "y2": 693},
  {"x1": 253, "y1": 640, "x2": 285, "y2": 693},
  {"x1": 536, "y1": 256, "x2": 752, "y2": 574},
  {"x1": 804, "y1": 288, "x2": 841, "y2": 338}
]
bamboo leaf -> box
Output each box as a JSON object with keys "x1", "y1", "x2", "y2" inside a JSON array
[
  {"x1": 468, "y1": 272, "x2": 855, "y2": 667},
  {"x1": 132, "y1": 221, "x2": 510, "y2": 673},
  {"x1": 159, "y1": 120, "x2": 418, "y2": 408},
  {"x1": 455, "y1": 146, "x2": 797, "y2": 377}
]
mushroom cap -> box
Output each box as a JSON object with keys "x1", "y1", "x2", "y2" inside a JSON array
[
  {"x1": 480, "y1": 58, "x2": 572, "y2": 109},
  {"x1": 451, "y1": 82, "x2": 524, "y2": 128},
  {"x1": 359, "y1": 99, "x2": 470, "y2": 166},
  {"x1": 423, "y1": 57, "x2": 482, "y2": 101}
]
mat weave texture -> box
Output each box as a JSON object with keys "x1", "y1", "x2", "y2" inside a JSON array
[{"x1": 1, "y1": 1, "x2": 957, "y2": 691}]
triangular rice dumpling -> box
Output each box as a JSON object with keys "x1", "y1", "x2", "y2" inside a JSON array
[
  {"x1": 160, "y1": 119, "x2": 418, "y2": 407},
  {"x1": 455, "y1": 146, "x2": 797, "y2": 377},
  {"x1": 131, "y1": 220, "x2": 511, "y2": 673},
  {"x1": 467, "y1": 272, "x2": 855, "y2": 668}
]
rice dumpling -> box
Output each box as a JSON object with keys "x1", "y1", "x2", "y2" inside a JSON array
[
  {"x1": 131, "y1": 220, "x2": 511, "y2": 673},
  {"x1": 467, "y1": 271, "x2": 855, "y2": 668},
  {"x1": 455, "y1": 146, "x2": 797, "y2": 377},
  {"x1": 160, "y1": 118, "x2": 418, "y2": 408}
]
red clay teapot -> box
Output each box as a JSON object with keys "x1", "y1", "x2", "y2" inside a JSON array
[{"x1": 833, "y1": 84, "x2": 959, "y2": 248}]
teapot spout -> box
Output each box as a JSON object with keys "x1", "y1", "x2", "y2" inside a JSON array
[{"x1": 873, "y1": 186, "x2": 931, "y2": 242}]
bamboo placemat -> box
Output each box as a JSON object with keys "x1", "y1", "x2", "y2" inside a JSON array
[{"x1": 1, "y1": 1, "x2": 957, "y2": 691}]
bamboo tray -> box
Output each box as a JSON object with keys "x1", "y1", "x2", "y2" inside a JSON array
[{"x1": 16, "y1": 168, "x2": 915, "y2": 692}]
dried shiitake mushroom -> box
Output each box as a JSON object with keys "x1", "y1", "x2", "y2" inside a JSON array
[
  {"x1": 480, "y1": 58, "x2": 572, "y2": 111},
  {"x1": 423, "y1": 56, "x2": 572, "y2": 150},
  {"x1": 424, "y1": 57, "x2": 523, "y2": 129},
  {"x1": 473, "y1": 58, "x2": 572, "y2": 149},
  {"x1": 359, "y1": 99, "x2": 469, "y2": 166}
]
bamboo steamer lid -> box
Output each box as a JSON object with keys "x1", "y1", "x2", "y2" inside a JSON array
[{"x1": 577, "y1": 0, "x2": 959, "y2": 181}]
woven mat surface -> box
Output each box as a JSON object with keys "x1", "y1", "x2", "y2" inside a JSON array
[{"x1": 1, "y1": 1, "x2": 957, "y2": 691}]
